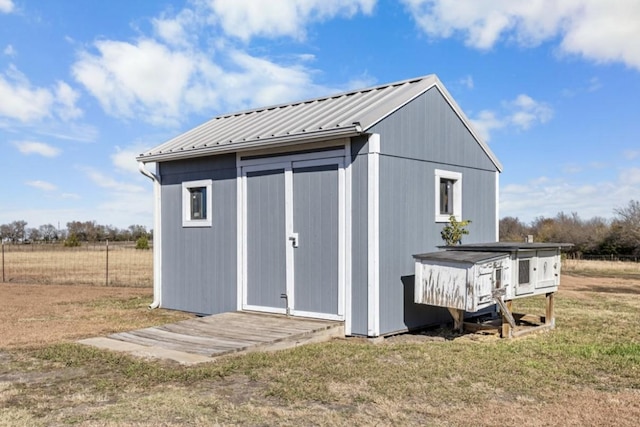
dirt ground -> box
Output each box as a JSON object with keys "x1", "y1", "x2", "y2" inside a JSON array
[
  {"x1": 0, "y1": 275, "x2": 636, "y2": 348},
  {"x1": 0, "y1": 276, "x2": 638, "y2": 426},
  {"x1": 0, "y1": 283, "x2": 191, "y2": 348}
]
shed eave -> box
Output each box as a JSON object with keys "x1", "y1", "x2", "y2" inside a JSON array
[{"x1": 136, "y1": 126, "x2": 363, "y2": 163}]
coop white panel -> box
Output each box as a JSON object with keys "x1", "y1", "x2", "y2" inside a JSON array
[{"x1": 415, "y1": 262, "x2": 468, "y2": 310}]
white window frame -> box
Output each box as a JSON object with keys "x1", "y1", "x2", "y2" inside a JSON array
[
  {"x1": 434, "y1": 169, "x2": 462, "y2": 222},
  {"x1": 182, "y1": 179, "x2": 213, "y2": 227}
]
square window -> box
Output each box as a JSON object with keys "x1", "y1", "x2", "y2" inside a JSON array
[
  {"x1": 434, "y1": 169, "x2": 462, "y2": 222},
  {"x1": 182, "y1": 180, "x2": 212, "y2": 227}
]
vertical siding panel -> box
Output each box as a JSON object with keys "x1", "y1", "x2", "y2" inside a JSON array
[
  {"x1": 369, "y1": 87, "x2": 499, "y2": 335},
  {"x1": 349, "y1": 139, "x2": 369, "y2": 335},
  {"x1": 159, "y1": 154, "x2": 237, "y2": 315},
  {"x1": 293, "y1": 164, "x2": 339, "y2": 315},
  {"x1": 377, "y1": 156, "x2": 451, "y2": 333},
  {"x1": 371, "y1": 87, "x2": 497, "y2": 171},
  {"x1": 246, "y1": 169, "x2": 287, "y2": 309},
  {"x1": 377, "y1": 156, "x2": 498, "y2": 333}
]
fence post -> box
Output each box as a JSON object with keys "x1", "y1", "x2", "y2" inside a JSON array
[
  {"x1": 2, "y1": 242, "x2": 4, "y2": 283},
  {"x1": 106, "y1": 240, "x2": 109, "y2": 286}
]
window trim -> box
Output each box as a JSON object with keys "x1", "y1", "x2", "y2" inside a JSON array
[
  {"x1": 182, "y1": 179, "x2": 213, "y2": 227},
  {"x1": 434, "y1": 169, "x2": 462, "y2": 222}
]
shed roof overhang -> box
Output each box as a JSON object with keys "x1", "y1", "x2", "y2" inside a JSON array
[
  {"x1": 137, "y1": 124, "x2": 363, "y2": 163},
  {"x1": 137, "y1": 74, "x2": 503, "y2": 172}
]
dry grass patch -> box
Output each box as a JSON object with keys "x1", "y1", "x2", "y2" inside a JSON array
[
  {"x1": 0, "y1": 283, "x2": 191, "y2": 348},
  {"x1": 2, "y1": 245, "x2": 152, "y2": 286},
  {"x1": 1, "y1": 268, "x2": 639, "y2": 425},
  {"x1": 563, "y1": 258, "x2": 640, "y2": 279}
]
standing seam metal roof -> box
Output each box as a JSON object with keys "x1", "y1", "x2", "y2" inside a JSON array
[{"x1": 137, "y1": 74, "x2": 502, "y2": 171}]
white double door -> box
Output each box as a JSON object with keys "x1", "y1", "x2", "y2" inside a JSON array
[{"x1": 241, "y1": 156, "x2": 345, "y2": 321}]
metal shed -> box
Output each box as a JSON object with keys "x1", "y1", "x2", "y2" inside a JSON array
[{"x1": 136, "y1": 74, "x2": 503, "y2": 337}]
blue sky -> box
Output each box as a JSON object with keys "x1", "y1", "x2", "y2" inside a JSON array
[{"x1": 1, "y1": 0, "x2": 639, "y2": 229}]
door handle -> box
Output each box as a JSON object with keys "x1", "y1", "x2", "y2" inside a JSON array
[{"x1": 289, "y1": 233, "x2": 299, "y2": 248}]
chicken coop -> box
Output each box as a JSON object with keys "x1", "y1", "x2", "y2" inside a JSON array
[{"x1": 413, "y1": 242, "x2": 572, "y2": 338}]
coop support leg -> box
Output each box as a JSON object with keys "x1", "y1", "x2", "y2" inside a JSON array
[
  {"x1": 494, "y1": 298, "x2": 515, "y2": 339},
  {"x1": 447, "y1": 307, "x2": 464, "y2": 333},
  {"x1": 545, "y1": 292, "x2": 555, "y2": 328}
]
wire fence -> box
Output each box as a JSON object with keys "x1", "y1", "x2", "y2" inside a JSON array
[
  {"x1": 1, "y1": 242, "x2": 152, "y2": 287},
  {"x1": 565, "y1": 253, "x2": 640, "y2": 262}
]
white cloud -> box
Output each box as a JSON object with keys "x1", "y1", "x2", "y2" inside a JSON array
[
  {"x1": 73, "y1": 166, "x2": 153, "y2": 228},
  {"x1": 470, "y1": 110, "x2": 505, "y2": 142},
  {"x1": 623, "y1": 150, "x2": 640, "y2": 161},
  {"x1": 73, "y1": 39, "x2": 197, "y2": 126},
  {"x1": 54, "y1": 81, "x2": 83, "y2": 120},
  {"x1": 61, "y1": 193, "x2": 81, "y2": 200},
  {"x1": 3, "y1": 44, "x2": 16, "y2": 56},
  {"x1": 507, "y1": 94, "x2": 553, "y2": 130},
  {"x1": 470, "y1": 94, "x2": 552, "y2": 141},
  {"x1": 459, "y1": 75, "x2": 474, "y2": 89},
  {"x1": 26, "y1": 180, "x2": 57, "y2": 192},
  {"x1": 624, "y1": 167, "x2": 640, "y2": 185},
  {"x1": 111, "y1": 145, "x2": 150, "y2": 175},
  {"x1": 0, "y1": 0, "x2": 14, "y2": 14},
  {"x1": 0, "y1": 65, "x2": 84, "y2": 123},
  {"x1": 586, "y1": 77, "x2": 602, "y2": 92},
  {"x1": 402, "y1": 0, "x2": 640, "y2": 71},
  {"x1": 12, "y1": 140, "x2": 61, "y2": 157},
  {"x1": 72, "y1": 39, "x2": 337, "y2": 126},
  {"x1": 207, "y1": 0, "x2": 376, "y2": 41},
  {"x1": 562, "y1": 163, "x2": 582, "y2": 174},
  {"x1": 152, "y1": 8, "x2": 198, "y2": 47},
  {"x1": 81, "y1": 167, "x2": 146, "y2": 194},
  {"x1": 33, "y1": 122, "x2": 99, "y2": 143},
  {"x1": 72, "y1": 1, "x2": 376, "y2": 126},
  {"x1": 0, "y1": 66, "x2": 54, "y2": 122},
  {"x1": 93, "y1": 190, "x2": 154, "y2": 227},
  {"x1": 217, "y1": 49, "x2": 325, "y2": 109},
  {"x1": 500, "y1": 167, "x2": 640, "y2": 222},
  {"x1": 561, "y1": 76, "x2": 603, "y2": 97}
]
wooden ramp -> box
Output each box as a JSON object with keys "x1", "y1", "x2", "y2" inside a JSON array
[{"x1": 78, "y1": 311, "x2": 344, "y2": 365}]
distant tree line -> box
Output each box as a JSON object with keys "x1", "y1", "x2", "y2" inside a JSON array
[
  {"x1": 0, "y1": 220, "x2": 152, "y2": 244},
  {"x1": 500, "y1": 200, "x2": 640, "y2": 257}
]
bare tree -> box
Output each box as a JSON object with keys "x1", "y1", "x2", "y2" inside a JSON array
[
  {"x1": 9, "y1": 220, "x2": 27, "y2": 243},
  {"x1": 530, "y1": 212, "x2": 609, "y2": 255},
  {"x1": 27, "y1": 227, "x2": 42, "y2": 242},
  {"x1": 128, "y1": 224, "x2": 148, "y2": 240},
  {"x1": 0, "y1": 223, "x2": 10, "y2": 242},
  {"x1": 614, "y1": 200, "x2": 640, "y2": 240},
  {"x1": 103, "y1": 225, "x2": 119, "y2": 241},
  {"x1": 39, "y1": 224, "x2": 59, "y2": 242},
  {"x1": 66, "y1": 221, "x2": 86, "y2": 241},
  {"x1": 611, "y1": 200, "x2": 640, "y2": 255},
  {"x1": 499, "y1": 216, "x2": 529, "y2": 242}
]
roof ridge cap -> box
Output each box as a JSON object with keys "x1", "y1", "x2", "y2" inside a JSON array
[{"x1": 217, "y1": 74, "x2": 438, "y2": 119}]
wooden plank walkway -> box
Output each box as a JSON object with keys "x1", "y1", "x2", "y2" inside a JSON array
[{"x1": 78, "y1": 311, "x2": 344, "y2": 365}]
